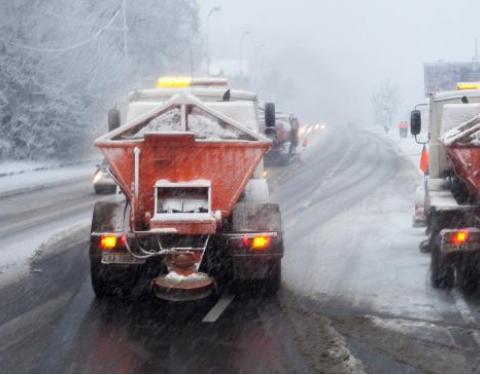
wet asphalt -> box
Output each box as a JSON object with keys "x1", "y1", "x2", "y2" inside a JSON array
[{"x1": 3, "y1": 125, "x2": 480, "y2": 372}]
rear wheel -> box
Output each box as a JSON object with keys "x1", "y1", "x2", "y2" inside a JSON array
[
  {"x1": 90, "y1": 262, "x2": 136, "y2": 298},
  {"x1": 265, "y1": 259, "x2": 281, "y2": 295},
  {"x1": 431, "y1": 245, "x2": 454, "y2": 289},
  {"x1": 90, "y1": 201, "x2": 138, "y2": 298},
  {"x1": 457, "y1": 254, "x2": 480, "y2": 294}
]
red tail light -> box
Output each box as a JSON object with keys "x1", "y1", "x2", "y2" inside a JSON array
[
  {"x1": 99, "y1": 234, "x2": 126, "y2": 251},
  {"x1": 450, "y1": 231, "x2": 469, "y2": 245},
  {"x1": 242, "y1": 235, "x2": 272, "y2": 251}
]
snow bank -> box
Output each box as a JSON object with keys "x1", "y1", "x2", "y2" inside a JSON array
[
  {"x1": 0, "y1": 220, "x2": 90, "y2": 288},
  {"x1": 366, "y1": 125, "x2": 423, "y2": 174},
  {"x1": 0, "y1": 162, "x2": 95, "y2": 198},
  {"x1": 0, "y1": 161, "x2": 53, "y2": 176}
]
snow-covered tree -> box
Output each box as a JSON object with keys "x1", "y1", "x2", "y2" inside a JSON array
[
  {"x1": 371, "y1": 82, "x2": 400, "y2": 132},
  {"x1": 0, "y1": 0, "x2": 199, "y2": 160}
]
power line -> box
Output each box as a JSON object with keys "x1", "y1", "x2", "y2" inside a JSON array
[{"x1": 0, "y1": 7, "x2": 121, "y2": 53}]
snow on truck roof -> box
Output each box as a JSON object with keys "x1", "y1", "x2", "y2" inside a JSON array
[
  {"x1": 129, "y1": 88, "x2": 257, "y2": 103},
  {"x1": 433, "y1": 88, "x2": 480, "y2": 102},
  {"x1": 97, "y1": 93, "x2": 270, "y2": 145},
  {"x1": 127, "y1": 100, "x2": 258, "y2": 131},
  {"x1": 441, "y1": 103, "x2": 480, "y2": 133}
]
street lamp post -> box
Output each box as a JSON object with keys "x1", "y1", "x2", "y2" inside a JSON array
[
  {"x1": 206, "y1": 6, "x2": 221, "y2": 75},
  {"x1": 252, "y1": 43, "x2": 265, "y2": 91},
  {"x1": 122, "y1": 0, "x2": 128, "y2": 65},
  {"x1": 239, "y1": 31, "x2": 252, "y2": 88}
]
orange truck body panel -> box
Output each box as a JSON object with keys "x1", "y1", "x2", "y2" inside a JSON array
[{"x1": 98, "y1": 133, "x2": 269, "y2": 234}]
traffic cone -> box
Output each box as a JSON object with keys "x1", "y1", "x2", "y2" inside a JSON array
[
  {"x1": 302, "y1": 137, "x2": 309, "y2": 148},
  {"x1": 419, "y1": 144, "x2": 429, "y2": 174}
]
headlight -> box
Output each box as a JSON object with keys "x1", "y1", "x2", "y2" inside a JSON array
[{"x1": 93, "y1": 171, "x2": 104, "y2": 184}]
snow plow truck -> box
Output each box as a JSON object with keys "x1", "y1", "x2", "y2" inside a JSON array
[
  {"x1": 411, "y1": 83, "x2": 480, "y2": 290},
  {"x1": 90, "y1": 77, "x2": 283, "y2": 301}
]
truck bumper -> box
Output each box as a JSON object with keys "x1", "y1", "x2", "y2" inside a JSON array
[
  {"x1": 232, "y1": 254, "x2": 282, "y2": 279},
  {"x1": 440, "y1": 228, "x2": 480, "y2": 255}
]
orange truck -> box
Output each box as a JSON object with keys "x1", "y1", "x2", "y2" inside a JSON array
[{"x1": 90, "y1": 78, "x2": 283, "y2": 301}]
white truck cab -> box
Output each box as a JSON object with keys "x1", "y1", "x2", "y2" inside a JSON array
[
  {"x1": 424, "y1": 89, "x2": 480, "y2": 178},
  {"x1": 412, "y1": 90, "x2": 480, "y2": 215}
]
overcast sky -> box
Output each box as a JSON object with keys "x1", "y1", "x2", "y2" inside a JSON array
[{"x1": 199, "y1": 0, "x2": 480, "y2": 125}]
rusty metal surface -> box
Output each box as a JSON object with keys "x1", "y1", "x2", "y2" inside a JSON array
[{"x1": 445, "y1": 145, "x2": 480, "y2": 202}]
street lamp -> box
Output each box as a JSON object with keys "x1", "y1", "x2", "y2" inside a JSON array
[
  {"x1": 206, "y1": 6, "x2": 221, "y2": 75},
  {"x1": 239, "y1": 31, "x2": 252, "y2": 88},
  {"x1": 252, "y1": 43, "x2": 265, "y2": 91}
]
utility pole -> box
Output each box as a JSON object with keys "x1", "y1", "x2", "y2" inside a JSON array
[
  {"x1": 239, "y1": 31, "x2": 251, "y2": 88},
  {"x1": 252, "y1": 43, "x2": 265, "y2": 91},
  {"x1": 206, "y1": 6, "x2": 221, "y2": 75},
  {"x1": 122, "y1": 0, "x2": 128, "y2": 65},
  {"x1": 474, "y1": 38, "x2": 479, "y2": 62}
]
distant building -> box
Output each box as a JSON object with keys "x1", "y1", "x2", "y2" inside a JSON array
[{"x1": 424, "y1": 61, "x2": 480, "y2": 96}]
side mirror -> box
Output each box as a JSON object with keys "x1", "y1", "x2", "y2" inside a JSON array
[
  {"x1": 410, "y1": 110, "x2": 421, "y2": 136},
  {"x1": 108, "y1": 108, "x2": 121, "y2": 131},
  {"x1": 264, "y1": 102, "x2": 276, "y2": 129}
]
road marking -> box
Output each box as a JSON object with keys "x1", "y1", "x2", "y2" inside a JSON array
[
  {"x1": 302, "y1": 200, "x2": 312, "y2": 209},
  {"x1": 202, "y1": 294, "x2": 235, "y2": 323}
]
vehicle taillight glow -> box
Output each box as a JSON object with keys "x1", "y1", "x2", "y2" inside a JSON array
[
  {"x1": 451, "y1": 231, "x2": 469, "y2": 245},
  {"x1": 242, "y1": 235, "x2": 272, "y2": 251},
  {"x1": 252, "y1": 236, "x2": 271, "y2": 250},
  {"x1": 93, "y1": 171, "x2": 103, "y2": 184},
  {"x1": 99, "y1": 235, "x2": 118, "y2": 250}
]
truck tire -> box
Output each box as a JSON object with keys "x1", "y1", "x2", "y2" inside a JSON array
[
  {"x1": 108, "y1": 108, "x2": 121, "y2": 131},
  {"x1": 264, "y1": 103, "x2": 276, "y2": 129},
  {"x1": 457, "y1": 254, "x2": 480, "y2": 294},
  {"x1": 90, "y1": 201, "x2": 138, "y2": 298},
  {"x1": 265, "y1": 258, "x2": 282, "y2": 295},
  {"x1": 90, "y1": 264, "x2": 133, "y2": 298},
  {"x1": 230, "y1": 202, "x2": 283, "y2": 293},
  {"x1": 430, "y1": 247, "x2": 454, "y2": 289}
]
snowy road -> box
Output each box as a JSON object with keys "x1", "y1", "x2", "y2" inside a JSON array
[
  {"x1": 2, "y1": 125, "x2": 480, "y2": 372},
  {"x1": 0, "y1": 172, "x2": 95, "y2": 281}
]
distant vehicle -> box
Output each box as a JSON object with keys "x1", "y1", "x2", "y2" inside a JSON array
[
  {"x1": 260, "y1": 107, "x2": 300, "y2": 166},
  {"x1": 398, "y1": 121, "x2": 409, "y2": 138},
  {"x1": 92, "y1": 160, "x2": 116, "y2": 194},
  {"x1": 411, "y1": 82, "x2": 480, "y2": 289}
]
